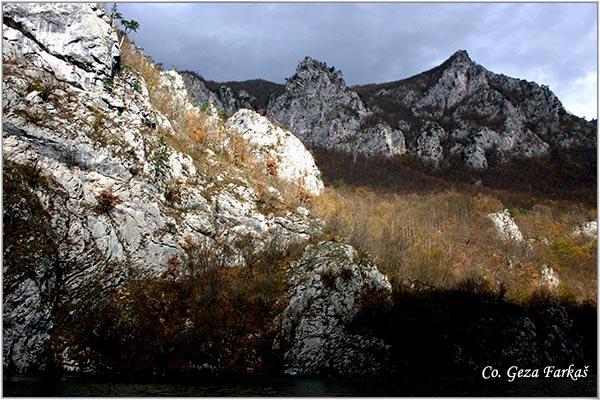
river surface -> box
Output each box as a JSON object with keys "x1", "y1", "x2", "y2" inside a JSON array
[{"x1": 3, "y1": 374, "x2": 597, "y2": 397}]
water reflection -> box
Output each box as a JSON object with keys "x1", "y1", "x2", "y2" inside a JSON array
[{"x1": 3, "y1": 375, "x2": 597, "y2": 397}]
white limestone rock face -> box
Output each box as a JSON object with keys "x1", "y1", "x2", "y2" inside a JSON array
[
  {"x1": 3, "y1": 3, "x2": 320, "y2": 374},
  {"x1": 159, "y1": 70, "x2": 201, "y2": 114},
  {"x1": 572, "y1": 221, "x2": 597, "y2": 239},
  {"x1": 179, "y1": 70, "x2": 225, "y2": 110},
  {"x1": 414, "y1": 50, "x2": 489, "y2": 115},
  {"x1": 432, "y1": 55, "x2": 555, "y2": 169},
  {"x1": 357, "y1": 123, "x2": 406, "y2": 156},
  {"x1": 3, "y1": 3, "x2": 119, "y2": 88},
  {"x1": 488, "y1": 209, "x2": 524, "y2": 242},
  {"x1": 540, "y1": 264, "x2": 560, "y2": 290},
  {"x1": 416, "y1": 121, "x2": 446, "y2": 167},
  {"x1": 276, "y1": 241, "x2": 392, "y2": 376},
  {"x1": 267, "y1": 56, "x2": 406, "y2": 158},
  {"x1": 464, "y1": 143, "x2": 488, "y2": 170},
  {"x1": 226, "y1": 109, "x2": 324, "y2": 195},
  {"x1": 159, "y1": 70, "x2": 227, "y2": 140}
]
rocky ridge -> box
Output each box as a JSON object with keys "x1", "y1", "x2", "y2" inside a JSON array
[
  {"x1": 180, "y1": 70, "x2": 282, "y2": 116},
  {"x1": 183, "y1": 52, "x2": 595, "y2": 172},
  {"x1": 354, "y1": 50, "x2": 596, "y2": 169},
  {"x1": 2, "y1": 3, "x2": 387, "y2": 375}
]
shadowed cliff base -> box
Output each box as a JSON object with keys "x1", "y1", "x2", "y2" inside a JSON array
[
  {"x1": 351, "y1": 284, "x2": 596, "y2": 381},
  {"x1": 3, "y1": 285, "x2": 596, "y2": 396}
]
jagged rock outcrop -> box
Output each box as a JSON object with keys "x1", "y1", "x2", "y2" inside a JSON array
[
  {"x1": 488, "y1": 209, "x2": 524, "y2": 242},
  {"x1": 217, "y1": 85, "x2": 253, "y2": 115},
  {"x1": 415, "y1": 121, "x2": 447, "y2": 167},
  {"x1": 267, "y1": 56, "x2": 406, "y2": 158},
  {"x1": 3, "y1": 3, "x2": 321, "y2": 373},
  {"x1": 226, "y1": 109, "x2": 324, "y2": 195},
  {"x1": 540, "y1": 264, "x2": 560, "y2": 290},
  {"x1": 179, "y1": 70, "x2": 225, "y2": 111},
  {"x1": 3, "y1": 3, "x2": 119, "y2": 88},
  {"x1": 573, "y1": 220, "x2": 597, "y2": 239},
  {"x1": 355, "y1": 50, "x2": 596, "y2": 169},
  {"x1": 276, "y1": 241, "x2": 392, "y2": 376}
]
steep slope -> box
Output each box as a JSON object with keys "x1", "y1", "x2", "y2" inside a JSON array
[
  {"x1": 354, "y1": 50, "x2": 596, "y2": 169},
  {"x1": 2, "y1": 3, "x2": 391, "y2": 377},
  {"x1": 267, "y1": 57, "x2": 406, "y2": 158}
]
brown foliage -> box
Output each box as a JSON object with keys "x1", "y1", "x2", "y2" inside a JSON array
[
  {"x1": 264, "y1": 154, "x2": 278, "y2": 177},
  {"x1": 59, "y1": 238, "x2": 304, "y2": 376},
  {"x1": 311, "y1": 184, "x2": 596, "y2": 303},
  {"x1": 96, "y1": 189, "x2": 120, "y2": 213}
]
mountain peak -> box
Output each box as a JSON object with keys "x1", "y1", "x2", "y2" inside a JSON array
[
  {"x1": 297, "y1": 56, "x2": 338, "y2": 75},
  {"x1": 299, "y1": 55, "x2": 320, "y2": 65},
  {"x1": 446, "y1": 49, "x2": 472, "y2": 65},
  {"x1": 288, "y1": 56, "x2": 347, "y2": 88}
]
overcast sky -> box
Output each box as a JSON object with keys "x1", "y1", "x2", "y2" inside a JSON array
[{"x1": 118, "y1": 3, "x2": 598, "y2": 120}]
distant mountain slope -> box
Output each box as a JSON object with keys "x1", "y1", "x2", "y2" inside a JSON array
[
  {"x1": 182, "y1": 50, "x2": 595, "y2": 173},
  {"x1": 205, "y1": 78, "x2": 284, "y2": 111},
  {"x1": 180, "y1": 70, "x2": 283, "y2": 114},
  {"x1": 354, "y1": 50, "x2": 596, "y2": 169}
]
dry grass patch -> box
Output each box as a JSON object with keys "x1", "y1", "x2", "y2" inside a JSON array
[
  {"x1": 121, "y1": 35, "x2": 313, "y2": 216},
  {"x1": 312, "y1": 184, "x2": 596, "y2": 303}
]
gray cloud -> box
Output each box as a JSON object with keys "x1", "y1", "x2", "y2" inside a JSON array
[{"x1": 118, "y1": 2, "x2": 597, "y2": 119}]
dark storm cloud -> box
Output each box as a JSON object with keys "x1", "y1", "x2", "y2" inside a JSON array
[{"x1": 118, "y1": 2, "x2": 597, "y2": 119}]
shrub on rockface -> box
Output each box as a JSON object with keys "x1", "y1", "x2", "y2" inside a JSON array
[
  {"x1": 95, "y1": 189, "x2": 120, "y2": 213},
  {"x1": 56, "y1": 238, "x2": 310, "y2": 376}
]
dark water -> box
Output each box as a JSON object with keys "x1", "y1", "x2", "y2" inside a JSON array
[{"x1": 3, "y1": 375, "x2": 597, "y2": 397}]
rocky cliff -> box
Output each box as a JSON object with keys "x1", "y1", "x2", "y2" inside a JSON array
[
  {"x1": 267, "y1": 57, "x2": 406, "y2": 158},
  {"x1": 2, "y1": 3, "x2": 387, "y2": 376},
  {"x1": 355, "y1": 50, "x2": 596, "y2": 169},
  {"x1": 276, "y1": 241, "x2": 392, "y2": 376},
  {"x1": 226, "y1": 109, "x2": 324, "y2": 196},
  {"x1": 3, "y1": 3, "x2": 595, "y2": 383}
]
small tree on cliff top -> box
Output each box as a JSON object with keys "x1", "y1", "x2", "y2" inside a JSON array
[{"x1": 109, "y1": 3, "x2": 140, "y2": 49}]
